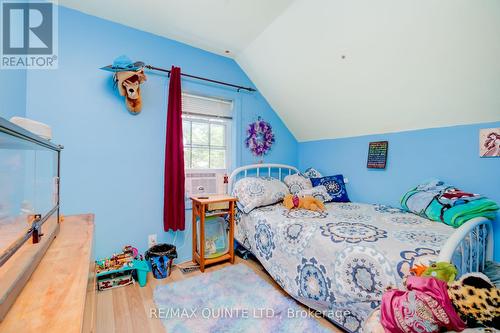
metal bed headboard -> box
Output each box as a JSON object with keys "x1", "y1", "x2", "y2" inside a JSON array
[
  {"x1": 228, "y1": 163, "x2": 299, "y2": 193},
  {"x1": 438, "y1": 217, "x2": 493, "y2": 274}
]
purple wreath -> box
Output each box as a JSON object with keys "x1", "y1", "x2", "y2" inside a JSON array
[{"x1": 245, "y1": 119, "x2": 275, "y2": 156}]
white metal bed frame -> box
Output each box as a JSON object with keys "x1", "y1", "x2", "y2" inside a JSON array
[{"x1": 229, "y1": 163, "x2": 494, "y2": 274}]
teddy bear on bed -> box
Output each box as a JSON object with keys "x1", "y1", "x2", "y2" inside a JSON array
[
  {"x1": 363, "y1": 263, "x2": 500, "y2": 333},
  {"x1": 283, "y1": 194, "x2": 325, "y2": 212}
]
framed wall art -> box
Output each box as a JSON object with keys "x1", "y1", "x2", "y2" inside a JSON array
[
  {"x1": 367, "y1": 141, "x2": 388, "y2": 169},
  {"x1": 479, "y1": 128, "x2": 500, "y2": 157}
]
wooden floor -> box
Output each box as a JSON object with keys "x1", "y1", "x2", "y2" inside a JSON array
[{"x1": 96, "y1": 257, "x2": 342, "y2": 333}]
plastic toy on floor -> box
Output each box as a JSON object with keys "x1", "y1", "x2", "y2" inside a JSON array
[
  {"x1": 283, "y1": 194, "x2": 325, "y2": 211},
  {"x1": 95, "y1": 245, "x2": 149, "y2": 290}
]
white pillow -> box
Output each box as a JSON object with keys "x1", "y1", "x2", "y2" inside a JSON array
[
  {"x1": 301, "y1": 167, "x2": 322, "y2": 179},
  {"x1": 232, "y1": 177, "x2": 289, "y2": 213},
  {"x1": 296, "y1": 185, "x2": 332, "y2": 203},
  {"x1": 284, "y1": 173, "x2": 312, "y2": 195}
]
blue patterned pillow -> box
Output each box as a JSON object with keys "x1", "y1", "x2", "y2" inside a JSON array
[{"x1": 310, "y1": 175, "x2": 350, "y2": 202}]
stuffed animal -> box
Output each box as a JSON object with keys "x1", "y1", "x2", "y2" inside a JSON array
[
  {"x1": 409, "y1": 263, "x2": 428, "y2": 277},
  {"x1": 448, "y1": 273, "x2": 500, "y2": 329},
  {"x1": 408, "y1": 262, "x2": 457, "y2": 283},
  {"x1": 114, "y1": 69, "x2": 147, "y2": 114},
  {"x1": 421, "y1": 262, "x2": 458, "y2": 283},
  {"x1": 283, "y1": 194, "x2": 325, "y2": 212}
]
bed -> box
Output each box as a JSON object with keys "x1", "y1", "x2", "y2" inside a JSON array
[{"x1": 229, "y1": 164, "x2": 493, "y2": 333}]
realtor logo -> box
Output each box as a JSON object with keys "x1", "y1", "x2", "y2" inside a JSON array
[{"x1": 1, "y1": 0, "x2": 58, "y2": 69}]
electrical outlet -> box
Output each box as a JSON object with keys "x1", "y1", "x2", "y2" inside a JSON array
[{"x1": 148, "y1": 234, "x2": 157, "y2": 248}]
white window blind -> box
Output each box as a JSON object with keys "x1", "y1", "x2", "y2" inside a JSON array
[{"x1": 182, "y1": 93, "x2": 233, "y2": 119}]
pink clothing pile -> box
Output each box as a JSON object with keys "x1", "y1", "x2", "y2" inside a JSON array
[{"x1": 381, "y1": 276, "x2": 466, "y2": 333}]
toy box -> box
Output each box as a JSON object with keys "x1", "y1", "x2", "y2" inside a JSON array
[
  {"x1": 95, "y1": 245, "x2": 149, "y2": 290},
  {"x1": 97, "y1": 271, "x2": 134, "y2": 291}
]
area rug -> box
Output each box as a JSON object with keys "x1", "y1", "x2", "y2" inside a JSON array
[{"x1": 153, "y1": 264, "x2": 332, "y2": 333}]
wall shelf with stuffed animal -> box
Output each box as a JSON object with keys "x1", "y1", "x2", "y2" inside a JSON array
[
  {"x1": 101, "y1": 56, "x2": 257, "y2": 116},
  {"x1": 100, "y1": 55, "x2": 147, "y2": 114}
]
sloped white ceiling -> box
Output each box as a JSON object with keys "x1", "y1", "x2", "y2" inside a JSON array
[
  {"x1": 57, "y1": 0, "x2": 294, "y2": 56},
  {"x1": 237, "y1": 0, "x2": 500, "y2": 141},
  {"x1": 59, "y1": 0, "x2": 500, "y2": 141}
]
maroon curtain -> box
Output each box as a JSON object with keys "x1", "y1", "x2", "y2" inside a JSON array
[{"x1": 163, "y1": 66, "x2": 185, "y2": 231}]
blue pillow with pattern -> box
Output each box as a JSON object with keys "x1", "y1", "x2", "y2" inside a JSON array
[{"x1": 310, "y1": 175, "x2": 350, "y2": 202}]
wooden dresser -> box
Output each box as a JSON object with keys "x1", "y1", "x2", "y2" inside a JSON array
[{"x1": 0, "y1": 214, "x2": 96, "y2": 333}]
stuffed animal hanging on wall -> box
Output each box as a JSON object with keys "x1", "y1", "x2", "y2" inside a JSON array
[
  {"x1": 105, "y1": 55, "x2": 147, "y2": 115},
  {"x1": 114, "y1": 69, "x2": 147, "y2": 114}
]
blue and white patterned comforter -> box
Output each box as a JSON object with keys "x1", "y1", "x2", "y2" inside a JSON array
[{"x1": 235, "y1": 202, "x2": 459, "y2": 332}]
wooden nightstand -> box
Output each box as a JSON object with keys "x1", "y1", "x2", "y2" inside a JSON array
[{"x1": 190, "y1": 195, "x2": 237, "y2": 272}]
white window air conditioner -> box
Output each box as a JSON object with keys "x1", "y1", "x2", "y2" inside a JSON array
[{"x1": 185, "y1": 170, "x2": 226, "y2": 199}]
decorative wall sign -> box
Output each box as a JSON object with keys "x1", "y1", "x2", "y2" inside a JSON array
[
  {"x1": 367, "y1": 141, "x2": 388, "y2": 169},
  {"x1": 479, "y1": 128, "x2": 500, "y2": 157},
  {"x1": 245, "y1": 118, "x2": 275, "y2": 157}
]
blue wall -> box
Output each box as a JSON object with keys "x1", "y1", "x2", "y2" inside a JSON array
[
  {"x1": 0, "y1": 69, "x2": 27, "y2": 118},
  {"x1": 0, "y1": 69, "x2": 27, "y2": 220},
  {"x1": 24, "y1": 7, "x2": 297, "y2": 261},
  {"x1": 299, "y1": 121, "x2": 500, "y2": 260},
  {"x1": 0, "y1": 9, "x2": 26, "y2": 119}
]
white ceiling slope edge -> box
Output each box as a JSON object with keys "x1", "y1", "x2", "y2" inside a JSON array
[
  {"x1": 59, "y1": 0, "x2": 500, "y2": 141},
  {"x1": 236, "y1": 0, "x2": 500, "y2": 141},
  {"x1": 57, "y1": 0, "x2": 294, "y2": 56}
]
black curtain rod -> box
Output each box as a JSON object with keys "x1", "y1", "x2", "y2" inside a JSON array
[
  {"x1": 144, "y1": 65, "x2": 256, "y2": 92},
  {"x1": 102, "y1": 64, "x2": 256, "y2": 92}
]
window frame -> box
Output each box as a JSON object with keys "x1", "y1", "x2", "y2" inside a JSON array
[{"x1": 182, "y1": 96, "x2": 232, "y2": 172}]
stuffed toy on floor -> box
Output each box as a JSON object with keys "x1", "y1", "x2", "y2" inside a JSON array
[
  {"x1": 448, "y1": 273, "x2": 500, "y2": 329},
  {"x1": 283, "y1": 194, "x2": 325, "y2": 212},
  {"x1": 413, "y1": 262, "x2": 458, "y2": 283}
]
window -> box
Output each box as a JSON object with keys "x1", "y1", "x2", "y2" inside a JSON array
[{"x1": 182, "y1": 93, "x2": 232, "y2": 170}]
